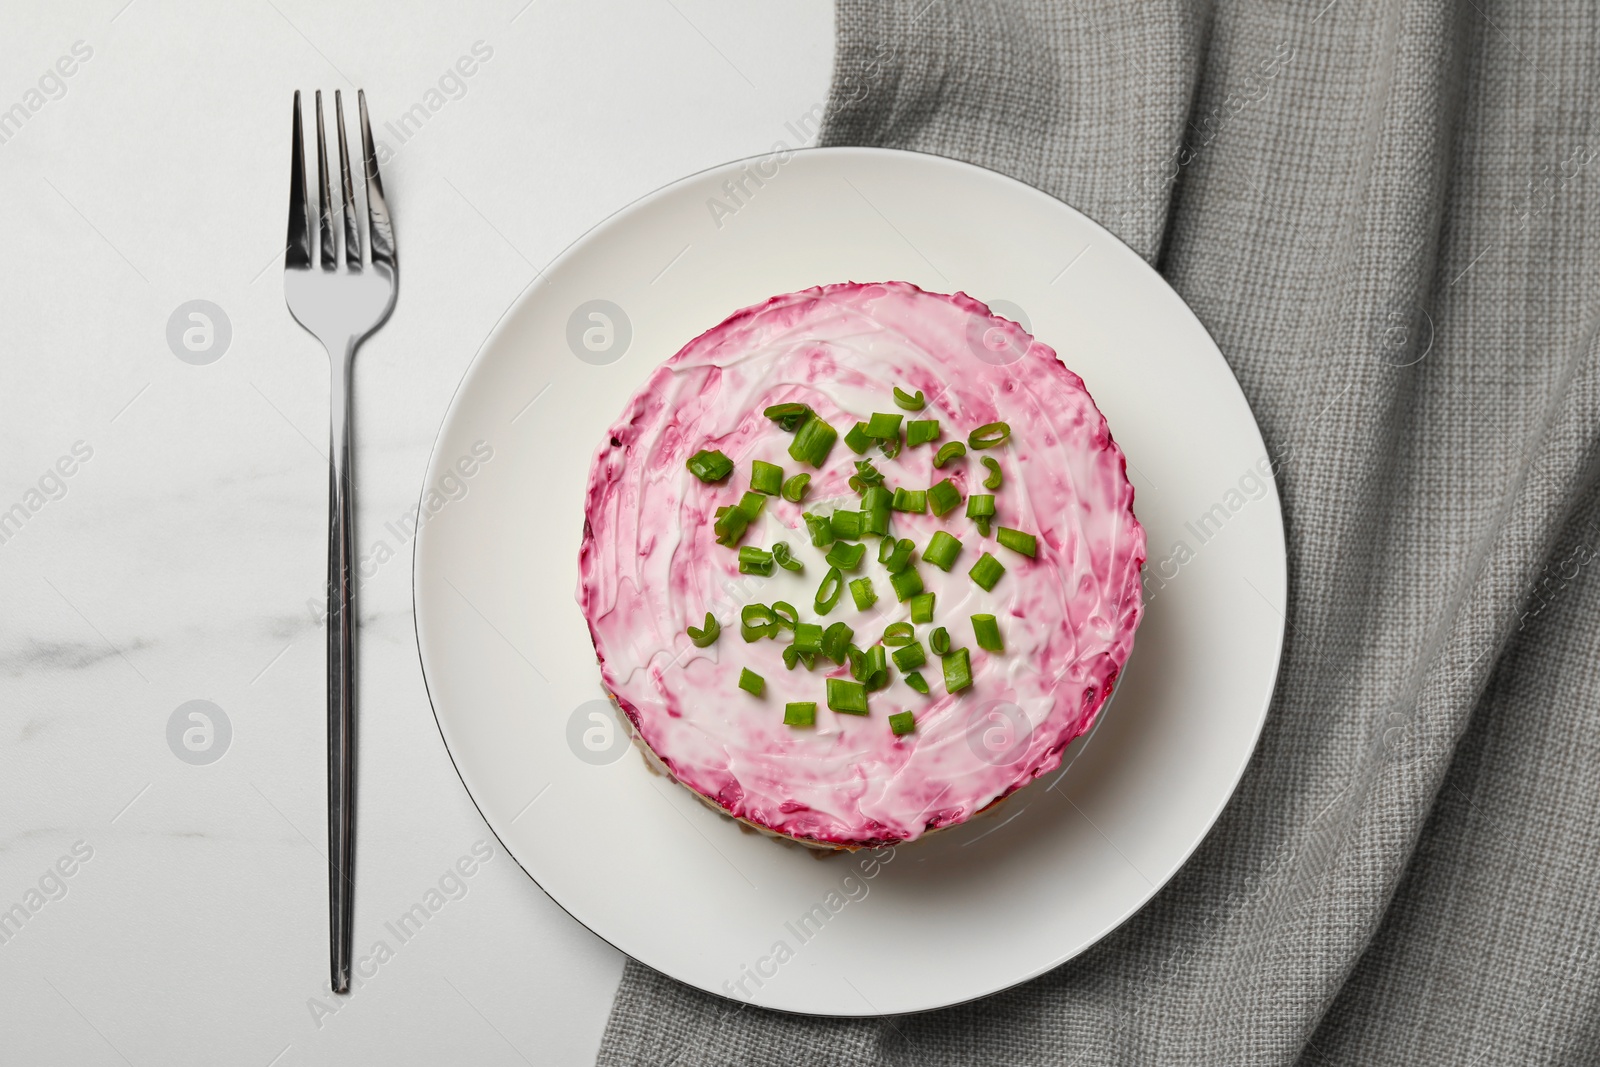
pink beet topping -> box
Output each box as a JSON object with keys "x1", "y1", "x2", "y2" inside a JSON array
[{"x1": 577, "y1": 282, "x2": 1146, "y2": 848}]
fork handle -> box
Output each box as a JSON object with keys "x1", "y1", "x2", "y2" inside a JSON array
[{"x1": 327, "y1": 344, "x2": 357, "y2": 994}]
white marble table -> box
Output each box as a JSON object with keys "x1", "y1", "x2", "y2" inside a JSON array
[{"x1": 0, "y1": 3, "x2": 830, "y2": 1062}]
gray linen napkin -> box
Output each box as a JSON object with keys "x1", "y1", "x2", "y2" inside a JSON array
[{"x1": 598, "y1": 2, "x2": 1600, "y2": 1063}]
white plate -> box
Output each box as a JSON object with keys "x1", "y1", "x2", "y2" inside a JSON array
[{"x1": 413, "y1": 147, "x2": 1285, "y2": 1016}]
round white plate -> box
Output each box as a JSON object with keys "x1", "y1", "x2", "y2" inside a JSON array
[{"x1": 414, "y1": 146, "x2": 1285, "y2": 1016}]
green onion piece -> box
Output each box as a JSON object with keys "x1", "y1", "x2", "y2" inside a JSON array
[
  {"x1": 763, "y1": 402, "x2": 813, "y2": 432},
  {"x1": 883, "y1": 622, "x2": 914, "y2": 646},
  {"x1": 904, "y1": 671, "x2": 930, "y2": 695},
  {"x1": 972, "y1": 613, "x2": 1003, "y2": 652},
  {"x1": 923, "y1": 530, "x2": 963, "y2": 571},
  {"x1": 713, "y1": 505, "x2": 749, "y2": 546},
  {"x1": 864, "y1": 412, "x2": 903, "y2": 439},
  {"x1": 770, "y1": 601, "x2": 798, "y2": 631},
  {"x1": 909, "y1": 593, "x2": 935, "y2": 624},
  {"x1": 997, "y1": 527, "x2": 1038, "y2": 558},
  {"x1": 848, "y1": 475, "x2": 867, "y2": 495},
  {"x1": 891, "y1": 487, "x2": 927, "y2": 513},
  {"x1": 784, "y1": 701, "x2": 816, "y2": 727},
  {"x1": 780, "y1": 473, "x2": 811, "y2": 502},
  {"x1": 879, "y1": 434, "x2": 902, "y2": 460},
  {"x1": 831, "y1": 510, "x2": 863, "y2": 540},
  {"x1": 877, "y1": 536, "x2": 897, "y2": 565},
  {"x1": 849, "y1": 576, "x2": 877, "y2": 611},
  {"x1": 844, "y1": 421, "x2": 873, "y2": 454},
  {"x1": 740, "y1": 603, "x2": 776, "y2": 641},
  {"x1": 968, "y1": 422, "x2": 1011, "y2": 450},
  {"x1": 825, "y1": 541, "x2": 867, "y2": 571},
  {"x1": 737, "y1": 491, "x2": 766, "y2": 520},
  {"x1": 814, "y1": 567, "x2": 844, "y2": 615},
  {"x1": 803, "y1": 512, "x2": 835, "y2": 548},
  {"x1": 771, "y1": 542, "x2": 804, "y2": 572},
  {"x1": 793, "y1": 622, "x2": 823, "y2": 654},
  {"x1": 782, "y1": 643, "x2": 802, "y2": 670},
  {"x1": 854, "y1": 459, "x2": 886, "y2": 485},
  {"x1": 942, "y1": 647, "x2": 973, "y2": 693},
  {"x1": 822, "y1": 621, "x2": 854, "y2": 665},
  {"x1": 906, "y1": 420, "x2": 940, "y2": 448},
  {"x1": 981, "y1": 456, "x2": 1003, "y2": 490},
  {"x1": 927, "y1": 479, "x2": 963, "y2": 518},
  {"x1": 969, "y1": 552, "x2": 1006, "y2": 591},
  {"x1": 933, "y1": 441, "x2": 966, "y2": 469},
  {"x1": 826, "y1": 677, "x2": 869, "y2": 715},
  {"x1": 967, "y1": 494, "x2": 996, "y2": 520},
  {"x1": 930, "y1": 626, "x2": 951, "y2": 656},
  {"x1": 686, "y1": 449, "x2": 734, "y2": 483},
  {"x1": 883, "y1": 538, "x2": 916, "y2": 574},
  {"x1": 891, "y1": 567, "x2": 924, "y2": 602},
  {"x1": 861, "y1": 486, "x2": 892, "y2": 536},
  {"x1": 751, "y1": 460, "x2": 783, "y2": 496},
  {"x1": 790, "y1": 414, "x2": 838, "y2": 468},
  {"x1": 974, "y1": 517, "x2": 993, "y2": 537},
  {"x1": 852, "y1": 644, "x2": 888, "y2": 690},
  {"x1": 892, "y1": 640, "x2": 926, "y2": 672},
  {"x1": 892, "y1": 387, "x2": 926, "y2": 411},
  {"x1": 686, "y1": 611, "x2": 720, "y2": 647},
  {"x1": 738, "y1": 668, "x2": 765, "y2": 696},
  {"x1": 889, "y1": 711, "x2": 916, "y2": 736},
  {"x1": 738, "y1": 545, "x2": 774, "y2": 575}
]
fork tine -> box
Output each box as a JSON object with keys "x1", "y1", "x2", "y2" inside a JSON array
[
  {"x1": 357, "y1": 90, "x2": 396, "y2": 272},
  {"x1": 314, "y1": 91, "x2": 336, "y2": 271},
  {"x1": 286, "y1": 91, "x2": 312, "y2": 270},
  {"x1": 334, "y1": 91, "x2": 361, "y2": 270}
]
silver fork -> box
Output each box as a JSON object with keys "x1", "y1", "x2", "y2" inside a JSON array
[{"x1": 283, "y1": 88, "x2": 398, "y2": 995}]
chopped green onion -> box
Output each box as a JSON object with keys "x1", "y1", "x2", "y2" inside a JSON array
[
  {"x1": 930, "y1": 626, "x2": 951, "y2": 656},
  {"x1": 784, "y1": 701, "x2": 816, "y2": 727},
  {"x1": 891, "y1": 487, "x2": 927, "y2": 513},
  {"x1": 927, "y1": 479, "x2": 963, "y2": 518},
  {"x1": 981, "y1": 456, "x2": 1003, "y2": 490},
  {"x1": 904, "y1": 671, "x2": 930, "y2": 695},
  {"x1": 738, "y1": 546, "x2": 774, "y2": 575},
  {"x1": 782, "y1": 643, "x2": 809, "y2": 670},
  {"x1": 831, "y1": 509, "x2": 863, "y2": 540},
  {"x1": 923, "y1": 530, "x2": 963, "y2": 571},
  {"x1": 906, "y1": 420, "x2": 940, "y2": 448},
  {"x1": 968, "y1": 422, "x2": 1011, "y2": 450},
  {"x1": 814, "y1": 567, "x2": 844, "y2": 615},
  {"x1": 891, "y1": 567, "x2": 924, "y2": 602},
  {"x1": 849, "y1": 576, "x2": 877, "y2": 611},
  {"x1": 789, "y1": 414, "x2": 838, "y2": 468},
  {"x1": 969, "y1": 552, "x2": 1006, "y2": 591},
  {"x1": 741, "y1": 603, "x2": 777, "y2": 641},
  {"x1": 853, "y1": 459, "x2": 886, "y2": 485},
  {"x1": 686, "y1": 449, "x2": 734, "y2": 483},
  {"x1": 848, "y1": 476, "x2": 868, "y2": 495},
  {"x1": 736, "y1": 491, "x2": 765, "y2": 520},
  {"x1": 864, "y1": 412, "x2": 903, "y2": 439},
  {"x1": 861, "y1": 486, "x2": 892, "y2": 536},
  {"x1": 713, "y1": 505, "x2": 749, "y2": 546},
  {"x1": 803, "y1": 512, "x2": 835, "y2": 547},
  {"x1": 882, "y1": 538, "x2": 916, "y2": 574},
  {"x1": 794, "y1": 622, "x2": 823, "y2": 654},
  {"x1": 751, "y1": 460, "x2": 783, "y2": 496},
  {"x1": 967, "y1": 494, "x2": 996, "y2": 522},
  {"x1": 877, "y1": 536, "x2": 897, "y2": 565},
  {"x1": 825, "y1": 541, "x2": 867, "y2": 571},
  {"x1": 909, "y1": 593, "x2": 935, "y2": 624},
  {"x1": 822, "y1": 621, "x2": 854, "y2": 665},
  {"x1": 686, "y1": 611, "x2": 720, "y2": 647},
  {"x1": 851, "y1": 644, "x2": 889, "y2": 689},
  {"x1": 889, "y1": 711, "x2": 916, "y2": 736},
  {"x1": 763, "y1": 402, "x2": 813, "y2": 432},
  {"x1": 771, "y1": 542, "x2": 804, "y2": 572},
  {"x1": 972, "y1": 613, "x2": 1003, "y2": 652},
  {"x1": 933, "y1": 441, "x2": 966, "y2": 469},
  {"x1": 892, "y1": 641, "x2": 926, "y2": 672},
  {"x1": 879, "y1": 435, "x2": 902, "y2": 460},
  {"x1": 738, "y1": 668, "x2": 765, "y2": 696},
  {"x1": 780, "y1": 473, "x2": 811, "y2": 502},
  {"x1": 827, "y1": 677, "x2": 870, "y2": 715},
  {"x1": 844, "y1": 421, "x2": 873, "y2": 454},
  {"x1": 997, "y1": 527, "x2": 1038, "y2": 558},
  {"x1": 974, "y1": 517, "x2": 993, "y2": 537},
  {"x1": 942, "y1": 647, "x2": 973, "y2": 693},
  {"x1": 882, "y1": 622, "x2": 914, "y2": 646},
  {"x1": 892, "y1": 387, "x2": 926, "y2": 411},
  {"x1": 770, "y1": 601, "x2": 798, "y2": 630}
]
